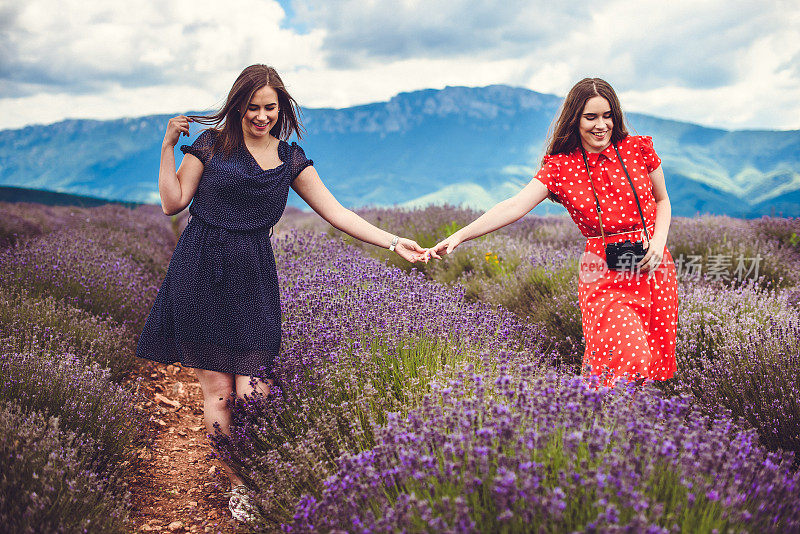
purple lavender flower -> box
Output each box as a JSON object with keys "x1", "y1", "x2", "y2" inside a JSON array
[{"x1": 287, "y1": 357, "x2": 800, "y2": 533}]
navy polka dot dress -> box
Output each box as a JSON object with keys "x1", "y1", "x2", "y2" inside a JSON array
[{"x1": 136, "y1": 129, "x2": 313, "y2": 380}]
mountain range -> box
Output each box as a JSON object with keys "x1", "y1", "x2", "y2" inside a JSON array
[{"x1": 1, "y1": 85, "x2": 798, "y2": 217}]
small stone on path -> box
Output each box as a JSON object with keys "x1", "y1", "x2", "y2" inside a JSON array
[
  {"x1": 155, "y1": 393, "x2": 181, "y2": 409},
  {"x1": 173, "y1": 381, "x2": 186, "y2": 396}
]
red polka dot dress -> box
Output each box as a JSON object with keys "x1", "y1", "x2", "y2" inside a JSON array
[{"x1": 534, "y1": 135, "x2": 677, "y2": 385}]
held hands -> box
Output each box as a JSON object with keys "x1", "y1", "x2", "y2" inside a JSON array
[
  {"x1": 425, "y1": 233, "x2": 463, "y2": 261},
  {"x1": 393, "y1": 237, "x2": 429, "y2": 263},
  {"x1": 163, "y1": 115, "x2": 193, "y2": 148}
]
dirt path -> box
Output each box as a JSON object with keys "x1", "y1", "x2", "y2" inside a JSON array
[{"x1": 127, "y1": 360, "x2": 238, "y2": 534}]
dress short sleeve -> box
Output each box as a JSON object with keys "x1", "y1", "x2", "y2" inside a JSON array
[
  {"x1": 288, "y1": 142, "x2": 314, "y2": 181},
  {"x1": 636, "y1": 135, "x2": 661, "y2": 173},
  {"x1": 533, "y1": 155, "x2": 561, "y2": 200},
  {"x1": 180, "y1": 129, "x2": 216, "y2": 165}
]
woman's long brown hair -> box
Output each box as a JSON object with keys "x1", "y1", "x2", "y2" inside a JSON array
[
  {"x1": 544, "y1": 78, "x2": 629, "y2": 159},
  {"x1": 188, "y1": 64, "x2": 305, "y2": 158}
]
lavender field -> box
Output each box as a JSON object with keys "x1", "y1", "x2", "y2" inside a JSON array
[{"x1": 2, "y1": 201, "x2": 800, "y2": 533}]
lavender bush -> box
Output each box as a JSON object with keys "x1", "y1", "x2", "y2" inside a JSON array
[
  {"x1": 0, "y1": 201, "x2": 64, "y2": 247},
  {"x1": 0, "y1": 201, "x2": 175, "y2": 251},
  {"x1": 210, "y1": 220, "x2": 800, "y2": 531},
  {"x1": 0, "y1": 402, "x2": 130, "y2": 534},
  {"x1": 425, "y1": 234, "x2": 525, "y2": 286},
  {"x1": 753, "y1": 216, "x2": 800, "y2": 251},
  {"x1": 323, "y1": 207, "x2": 800, "y2": 297},
  {"x1": 4, "y1": 200, "x2": 798, "y2": 532},
  {"x1": 274, "y1": 231, "x2": 545, "y2": 379},
  {"x1": 664, "y1": 282, "x2": 800, "y2": 456},
  {"x1": 74, "y1": 205, "x2": 177, "y2": 279},
  {"x1": 668, "y1": 216, "x2": 800, "y2": 288},
  {"x1": 0, "y1": 285, "x2": 136, "y2": 379},
  {"x1": 0, "y1": 352, "x2": 150, "y2": 473},
  {"x1": 323, "y1": 206, "x2": 587, "y2": 364},
  {"x1": 326, "y1": 206, "x2": 587, "y2": 362},
  {"x1": 0, "y1": 208, "x2": 44, "y2": 248},
  {"x1": 290, "y1": 355, "x2": 800, "y2": 533},
  {"x1": 0, "y1": 228, "x2": 160, "y2": 332},
  {"x1": 0, "y1": 202, "x2": 167, "y2": 532},
  {"x1": 459, "y1": 243, "x2": 584, "y2": 365},
  {"x1": 329, "y1": 205, "x2": 476, "y2": 274}
]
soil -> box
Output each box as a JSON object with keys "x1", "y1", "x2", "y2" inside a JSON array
[{"x1": 127, "y1": 359, "x2": 239, "y2": 534}]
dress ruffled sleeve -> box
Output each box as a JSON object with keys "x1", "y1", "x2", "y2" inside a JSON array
[
  {"x1": 180, "y1": 129, "x2": 215, "y2": 165},
  {"x1": 636, "y1": 135, "x2": 661, "y2": 173},
  {"x1": 533, "y1": 155, "x2": 561, "y2": 201},
  {"x1": 289, "y1": 142, "x2": 314, "y2": 181}
]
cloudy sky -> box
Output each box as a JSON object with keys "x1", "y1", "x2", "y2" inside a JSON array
[{"x1": 2, "y1": 0, "x2": 799, "y2": 131}]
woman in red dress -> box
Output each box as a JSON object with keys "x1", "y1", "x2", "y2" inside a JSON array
[{"x1": 429, "y1": 78, "x2": 677, "y2": 386}]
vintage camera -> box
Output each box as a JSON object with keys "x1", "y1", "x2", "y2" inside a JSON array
[{"x1": 605, "y1": 239, "x2": 647, "y2": 271}]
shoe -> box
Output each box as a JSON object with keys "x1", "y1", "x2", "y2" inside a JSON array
[{"x1": 227, "y1": 484, "x2": 257, "y2": 522}]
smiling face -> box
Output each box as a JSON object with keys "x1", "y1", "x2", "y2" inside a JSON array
[
  {"x1": 241, "y1": 85, "x2": 280, "y2": 141},
  {"x1": 579, "y1": 95, "x2": 614, "y2": 153}
]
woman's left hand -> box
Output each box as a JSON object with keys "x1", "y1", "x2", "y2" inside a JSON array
[
  {"x1": 638, "y1": 237, "x2": 666, "y2": 272},
  {"x1": 394, "y1": 238, "x2": 428, "y2": 263}
]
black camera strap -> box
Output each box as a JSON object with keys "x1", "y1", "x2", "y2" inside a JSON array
[
  {"x1": 580, "y1": 147, "x2": 608, "y2": 248},
  {"x1": 580, "y1": 141, "x2": 651, "y2": 247},
  {"x1": 612, "y1": 143, "x2": 651, "y2": 243}
]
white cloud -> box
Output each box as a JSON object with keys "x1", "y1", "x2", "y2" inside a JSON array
[
  {"x1": 0, "y1": 0, "x2": 798, "y2": 130},
  {"x1": 620, "y1": 11, "x2": 800, "y2": 129},
  {"x1": 292, "y1": 0, "x2": 583, "y2": 65},
  {"x1": 1, "y1": 0, "x2": 323, "y2": 94}
]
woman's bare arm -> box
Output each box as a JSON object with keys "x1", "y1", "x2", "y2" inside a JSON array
[
  {"x1": 428, "y1": 177, "x2": 550, "y2": 256},
  {"x1": 637, "y1": 164, "x2": 671, "y2": 271},
  {"x1": 159, "y1": 116, "x2": 203, "y2": 216},
  {"x1": 291, "y1": 165, "x2": 426, "y2": 262}
]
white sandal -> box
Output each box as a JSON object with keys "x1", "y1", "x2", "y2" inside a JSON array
[{"x1": 227, "y1": 484, "x2": 257, "y2": 522}]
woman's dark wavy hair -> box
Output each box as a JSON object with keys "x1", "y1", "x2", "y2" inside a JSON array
[
  {"x1": 188, "y1": 64, "x2": 305, "y2": 158},
  {"x1": 542, "y1": 78, "x2": 629, "y2": 203}
]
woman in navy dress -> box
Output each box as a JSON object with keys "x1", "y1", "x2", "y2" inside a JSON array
[{"x1": 135, "y1": 64, "x2": 426, "y2": 519}]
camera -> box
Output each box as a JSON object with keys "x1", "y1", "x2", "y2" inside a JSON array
[{"x1": 605, "y1": 239, "x2": 647, "y2": 271}]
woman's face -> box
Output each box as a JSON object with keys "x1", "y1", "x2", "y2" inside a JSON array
[
  {"x1": 241, "y1": 85, "x2": 280, "y2": 141},
  {"x1": 579, "y1": 95, "x2": 613, "y2": 153}
]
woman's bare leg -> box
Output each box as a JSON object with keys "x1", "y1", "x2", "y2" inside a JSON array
[
  {"x1": 193, "y1": 368, "x2": 244, "y2": 487},
  {"x1": 235, "y1": 374, "x2": 271, "y2": 399}
]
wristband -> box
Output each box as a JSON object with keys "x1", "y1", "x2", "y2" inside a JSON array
[{"x1": 389, "y1": 236, "x2": 399, "y2": 251}]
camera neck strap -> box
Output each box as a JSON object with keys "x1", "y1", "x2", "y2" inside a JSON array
[
  {"x1": 580, "y1": 147, "x2": 608, "y2": 247},
  {"x1": 580, "y1": 142, "x2": 651, "y2": 248}
]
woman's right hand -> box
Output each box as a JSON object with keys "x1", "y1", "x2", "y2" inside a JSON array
[
  {"x1": 163, "y1": 115, "x2": 192, "y2": 147},
  {"x1": 427, "y1": 233, "x2": 463, "y2": 260}
]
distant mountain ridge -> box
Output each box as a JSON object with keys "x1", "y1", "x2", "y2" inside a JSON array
[
  {"x1": 0, "y1": 185, "x2": 144, "y2": 208},
  {"x1": 0, "y1": 85, "x2": 798, "y2": 217}
]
